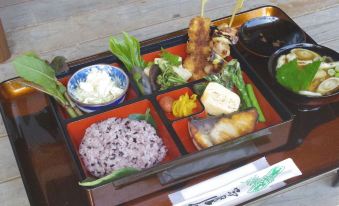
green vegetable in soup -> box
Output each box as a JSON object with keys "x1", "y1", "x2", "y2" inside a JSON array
[
  {"x1": 79, "y1": 167, "x2": 139, "y2": 187},
  {"x1": 276, "y1": 59, "x2": 321, "y2": 93}
]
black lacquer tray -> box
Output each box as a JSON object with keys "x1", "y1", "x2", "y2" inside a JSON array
[{"x1": 0, "y1": 5, "x2": 338, "y2": 206}]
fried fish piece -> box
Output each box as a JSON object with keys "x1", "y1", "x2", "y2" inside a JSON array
[
  {"x1": 210, "y1": 109, "x2": 258, "y2": 145},
  {"x1": 189, "y1": 109, "x2": 258, "y2": 149}
]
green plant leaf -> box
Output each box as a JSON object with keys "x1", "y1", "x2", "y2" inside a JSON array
[
  {"x1": 23, "y1": 51, "x2": 40, "y2": 59},
  {"x1": 18, "y1": 80, "x2": 65, "y2": 104},
  {"x1": 12, "y1": 54, "x2": 80, "y2": 118},
  {"x1": 276, "y1": 60, "x2": 321, "y2": 92},
  {"x1": 160, "y1": 48, "x2": 181, "y2": 66},
  {"x1": 109, "y1": 32, "x2": 146, "y2": 72},
  {"x1": 128, "y1": 108, "x2": 157, "y2": 128},
  {"x1": 12, "y1": 55, "x2": 57, "y2": 92},
  {"x1": 79, "y1": 167, "x2": 139, "y2": 187}
]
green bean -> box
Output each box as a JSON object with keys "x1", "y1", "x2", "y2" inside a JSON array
[{"x1": 246, "y1": 84, "x2": 266, "y2": 122}]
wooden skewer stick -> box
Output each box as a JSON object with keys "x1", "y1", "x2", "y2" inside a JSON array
[
  {"x1": 200, "y1": 0, "x2": 208, "y2": 17},
  {"x1": 0, "y1": 18, "x2": 10, "y2": 63},
  {"x1": 229, "y1": 0, "x2": 245, "y2": 27}
]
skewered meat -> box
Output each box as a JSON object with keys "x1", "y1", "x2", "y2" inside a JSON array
[
  {"x1": 184, "y1": 55, "x2": 209, "y2": 80},
  {"x1": 188, "y1": 16, "x2": 211, "y2": 41},
  {"x1": 184, "y1": 16, "x2": 211, "y2": 80},
  {"x1": 204, "y1": 24, "x2": 239, "y2": 73}
]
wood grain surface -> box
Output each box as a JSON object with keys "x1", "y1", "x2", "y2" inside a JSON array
[{"x1": 0, "y1": 0, "x2": 338, "y2": 205}]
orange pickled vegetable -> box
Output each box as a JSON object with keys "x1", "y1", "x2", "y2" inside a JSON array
[
  {"x1": 159, "y1": 96, "x2": 174, "y2": 113},
  {"x1": 172, "y1": 93, "x2": 197, "y2": 118}
]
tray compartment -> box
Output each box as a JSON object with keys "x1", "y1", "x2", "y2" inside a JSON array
[
  {"x1": 156, "y1": 87, "x2": 204, "y2": 121},
  {"x1": 172, "y1": 68, "x2": 284, "y2": 153},
  {"x1": 65, "y1": 99, "x2": 182, "y2": 178}
]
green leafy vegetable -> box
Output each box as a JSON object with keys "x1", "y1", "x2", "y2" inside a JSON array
[
  {"x1": 79, "y1": 167, "x2": 139, "y2": 187},
  {"x1": 128, "y1": 108, "x2": 157, "y2": 128},
  {"x1": 204, "y1": 69, "x2": 234, "y2": 90},
  {"x1": 12, "y1": 54, "x2": 82, "y2": 118},
  {"x1": 246, "y1": 84, "x2": 266, "y2": 122},
  {"x1": 224, "y1": 59, "x2": 252, "y2": 108},
  {"x1": 109, "y1": 32, "x2": 147, "y2": 94},
  {"x1": 193, "y1": 82, "x2": 208, "y2": 96},
  {"x1": 160, "y1": 48, "x2": 181, "y2": 66},
  {"x1": 109, "y1": 32, "x2": 146, "y2": 71},
  {"x1": 156, "y1": 68, "x2": 186, "y2": 90},
  {"x1": 276, "y1": 59, "x2": 321, "y2": 93},
  {"x1": 193, "y1": 67, "x2": 234, "y2": 95},
  {"x1": 154, "y1": 50, "x2": 188, "y2": 90}
]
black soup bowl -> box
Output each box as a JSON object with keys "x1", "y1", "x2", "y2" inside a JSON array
[{"x1": 268, "y1": 43, "x2": 339, "y2": 107}]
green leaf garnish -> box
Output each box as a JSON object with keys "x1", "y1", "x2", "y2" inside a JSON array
[
  {"x1": 276, "y1": 60, "x2": 321, "y2": 92},
  {"x1": 109, "y1": 32, "x2": 146, "y2": 72},
  {"x1": 128, "y1": 108, "x2": 157, "y2": 128},
  {"x1": 160, "y1": 48, "x2": 181, "y2": 66},
  {"x1": 12, "y1": 54, "x2": 82, "y2": 118},
  {"x1": 79, "y1": 167, "x2": 139, "y2": 187}
]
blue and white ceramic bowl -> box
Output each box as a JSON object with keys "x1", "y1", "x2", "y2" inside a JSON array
[{"x1": 67, "y1": 64, "x2": 129, "y2": 113}]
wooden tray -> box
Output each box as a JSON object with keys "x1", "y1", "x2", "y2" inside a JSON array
[{"x1": 0, "y1": 5, "x2": 338, "y2": 206}]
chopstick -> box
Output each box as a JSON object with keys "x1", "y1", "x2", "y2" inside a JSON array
[{"x1": 229, "y1": 0, "x2": 245, "y2": 27}]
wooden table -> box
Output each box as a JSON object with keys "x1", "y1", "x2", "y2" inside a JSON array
[{"x1": 0, "y1": 1, "x2": 339, "y2": 205}]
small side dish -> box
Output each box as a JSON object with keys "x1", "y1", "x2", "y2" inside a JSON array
[
  {"x1": 73, "y1": 68, "x2": 124, "y2": 104},
  {"x1": 67, "y1": 64, "x2": 129, "y2": 112},
  {"x1": 172, "y1": 93, "x2": 198, "y2": 118},
  {"x1": 144, "y1": 50, "x2": 192, "y2": 90},
  {"x1": 109, "y1": 33, "x2": 192, "y2": 94},
  {"x1": 201, "y1": 82, "x2": 240, "y2": 116},
  {"x1": 159, "y1": 92, "x2": 198, "y2": 119},
  {"x1": 276, "y1": 48, "x2": 339, "y2": 96}
]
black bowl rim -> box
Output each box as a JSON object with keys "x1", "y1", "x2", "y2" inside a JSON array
[
  {"x1": 267, "y1": 43, "x2": 339, "y2": 99},
  {"x1": 239, "y1": 16, "x2": 307, "y2": 58}
]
